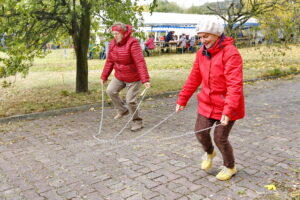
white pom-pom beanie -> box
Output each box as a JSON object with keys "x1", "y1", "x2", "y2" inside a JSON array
[{"x1": 196, "y1": 20, "x2": 224, "y2": 36}]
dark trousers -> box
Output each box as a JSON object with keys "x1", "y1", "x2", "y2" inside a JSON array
[
  {"x1": 144, "y1": 47, "x2": 150, "y2": 57},
  {"x1": 189, "y1": 46, "x2": 195, "y2": 53},
  {"x1": 164, "y1": 43, "x2": 170, "y2": 53},
  {"x1": 177, "y1": 47, "x2": 186, "y2": 54},
  {"x1": 99, "y1": 51, "x2": 106, "y2": 60},
  {"x1": 194, "y1": 114, "x2": 235, "y2": 168}
]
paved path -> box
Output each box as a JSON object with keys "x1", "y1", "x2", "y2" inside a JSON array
[{"x1": 0, "y1": 76, "x2": 300, "y2": 200}]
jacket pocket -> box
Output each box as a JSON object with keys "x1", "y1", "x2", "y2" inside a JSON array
[{"x1": 211, "y1": 93, "x2": 225, "y2": 109}]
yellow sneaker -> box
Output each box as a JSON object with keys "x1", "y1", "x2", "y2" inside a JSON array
[
  {"x1": 201, "y1": 151, "x2": 216, "y2": 170},
  {"x1": 216, "y1": 166, "x2": 237, "y2": 181}
]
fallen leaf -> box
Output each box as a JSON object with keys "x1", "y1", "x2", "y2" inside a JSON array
[{"x1": 264, "y1": 184, "x2": 276, "y2": 190}]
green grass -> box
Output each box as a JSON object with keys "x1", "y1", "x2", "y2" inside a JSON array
[{"x1": 1, "y1": 44, "x2": 300, "y2": 117}]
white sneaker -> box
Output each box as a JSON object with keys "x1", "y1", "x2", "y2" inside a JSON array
[
  {"x1": 201, "y1": 151, "x2": 216, "y2": 170},
  {"x1": 216, "y1": 166, "x2": 237, "y2": 181}
]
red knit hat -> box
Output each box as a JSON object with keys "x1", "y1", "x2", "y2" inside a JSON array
[{"x1": 111, "y1": 25, "x2": 126, "y2": 35}]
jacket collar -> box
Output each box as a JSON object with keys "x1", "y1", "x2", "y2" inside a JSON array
[{"x1": 202, "y1": 34, "x2": 233, "y2": 59}]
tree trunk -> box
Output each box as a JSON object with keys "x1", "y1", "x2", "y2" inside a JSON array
[
  {"x1": 226, "y1": 23, "x2": 235, "y2": 38},
  {"x1": 74, "y1": 3, "x2": 91, "y2": 93},
  {"x1": 75, "y1": 37, "x2": 89, "y2": 93}
]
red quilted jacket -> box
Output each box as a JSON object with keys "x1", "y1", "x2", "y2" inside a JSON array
[
  {"x1": 145, "y1": 37, "x2": 155, "y2": 50},
  {"x1": 101, "y1": 25, "x2": 150, "y2": 83},
  {"x1": 177, "y1": 36, "x2": 245, "y2": 121}
]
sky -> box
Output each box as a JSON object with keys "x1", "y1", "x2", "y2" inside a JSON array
[{"x1": 141, "y1": 0, "x2": 223, "y2": 8}]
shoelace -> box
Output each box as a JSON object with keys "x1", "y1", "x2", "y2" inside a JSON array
[
  {"x1": 218, "y1": 166, "x2": 229, "y2": 173},
  {"x1": 201, "y1": 153, "x2": 209, "y2": 161}
]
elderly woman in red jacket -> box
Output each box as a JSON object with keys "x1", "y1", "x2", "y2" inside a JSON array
[
  {"x1": 100, "y1": 22, "x2": 151, "y2": 132},
  {"x1": 176, "y1": 20, "x2": 245, "y2": 181}
]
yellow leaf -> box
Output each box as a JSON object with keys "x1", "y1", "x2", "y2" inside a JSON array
[{"x1": 264, "y1": 184, "x2": 277, "y2": 190}]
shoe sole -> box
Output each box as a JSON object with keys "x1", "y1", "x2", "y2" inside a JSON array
[
  {"x1": 131, "y1": 126, "x2": 143, "y2": 132},
  {"x1": 114, "y1": 110, "x2": 129, "y2": 120},
  {"x1": 201, "y1": 165, "x2": 212, "y2": 171},
  {"x1": 216, "y1": 171, "x2": 237, "y2": 181},
  {"x1": 216, "y1": 173, "x2": 237, "y2": 181}
]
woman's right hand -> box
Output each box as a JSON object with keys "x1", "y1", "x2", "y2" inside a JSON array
[
  {"x1": 176, "y1": 104, "x2": 185, "y2": 112},
  {"x1": 100, "y1": 79, "x2": 107, "y2": 85}
]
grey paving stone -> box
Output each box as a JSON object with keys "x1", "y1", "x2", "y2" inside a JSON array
[
  {"x1": 152, "y1": 184, "x2": 182, "y2": 199},
  {"x1": 21, "y1": 189, "x2": 45, "y2": 200},
  {"x1": 1, "y1": 75, "x2": 300, "y2": 199},
  {"x1": 92, "y1": 182, "x2": 112, "y2": 196},
  {"x1": 83, "y1": 191, "x2": 105, "y2": 200}
]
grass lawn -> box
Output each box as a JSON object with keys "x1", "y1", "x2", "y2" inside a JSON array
[{"x1": 1, "y1": 44, "x2": 300, "y2": 117}]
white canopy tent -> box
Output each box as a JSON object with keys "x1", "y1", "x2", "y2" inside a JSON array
[
  {"x1": 142, "y1": 12, "x2": 224, "y2": 26},
  {"x1": 139, "y1": 12, "x2": 259, "y2": 39}
]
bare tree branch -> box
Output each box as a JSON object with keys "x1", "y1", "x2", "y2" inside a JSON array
[{"x1": 208, "y1": 0, "x2": 280, "y2": 37}]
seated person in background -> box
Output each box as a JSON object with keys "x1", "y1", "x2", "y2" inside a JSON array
[
  {"x1": 164, "y1": 31, "x2": 175, "y2": 53},
  {"x1": 144, "y1": 34, "x2": 155, "y2": 57}
]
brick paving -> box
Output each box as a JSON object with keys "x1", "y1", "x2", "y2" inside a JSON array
[{"x1": 0, "y1": 75, "x2": 299, "y2": 200}]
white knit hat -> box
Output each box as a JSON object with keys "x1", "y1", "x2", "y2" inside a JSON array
[{"x1": 196, "y1": 20, "x2": 224, "y2": 36}]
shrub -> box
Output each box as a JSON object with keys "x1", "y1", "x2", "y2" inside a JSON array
[{"x1": 0, "y1": 66, "x2": 6, "y2": 78}]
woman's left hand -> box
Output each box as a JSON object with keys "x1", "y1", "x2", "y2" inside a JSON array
[
  {"x1": 220, "y1": 115, "x2": 230, "y2": 126},
  {"x1": 144, "y1": 82, "x2": 151, "y2": 89}
]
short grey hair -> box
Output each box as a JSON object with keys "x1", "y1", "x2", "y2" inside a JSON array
[{"x1": 111, "y1": 22, "x2": 127, "y2": 32}]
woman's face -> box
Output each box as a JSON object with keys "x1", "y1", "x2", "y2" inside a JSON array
[
  {"x1": 198, "y1": 33, "x2": 219, "y2": 49},
  {"x1": 112, "y1": 31, "x2": 123, "y2": 43}
]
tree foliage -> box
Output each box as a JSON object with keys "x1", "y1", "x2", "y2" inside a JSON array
[
  {"x1": 207, "y1": 0, "x2": 280, "y2": 37},
  {"x1": 153, "y1": 0, "x2": 183, "y2": 13},
  {"x1": 184, "y1": 3, "x2": 218, "y2": 14},
  {"x1": 151, "y1": 0, "x2": 217, "y2": 14},
  {"x1": 257, "y1": 0, "x2": 300, "y2": 43},
  {"x1": 0, "y1": 0, "x2": 157, "y2": 92}
]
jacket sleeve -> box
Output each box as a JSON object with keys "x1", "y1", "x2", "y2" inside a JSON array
[
  {"x1": 145, "y1": 39, "x2": 150, "y2": 46},
  {"x1": 130, "y1": 39, "x2": 150, "y2": 83},
  {"x1": 177, "y1": 51, "x2": 202, "y2": 106},
  {"x1": 100, "y1": 43, "x2": 114, "y2": 81},
  {"x1": 222, "y1": 46, "x2": 243, "y2": 119}
]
